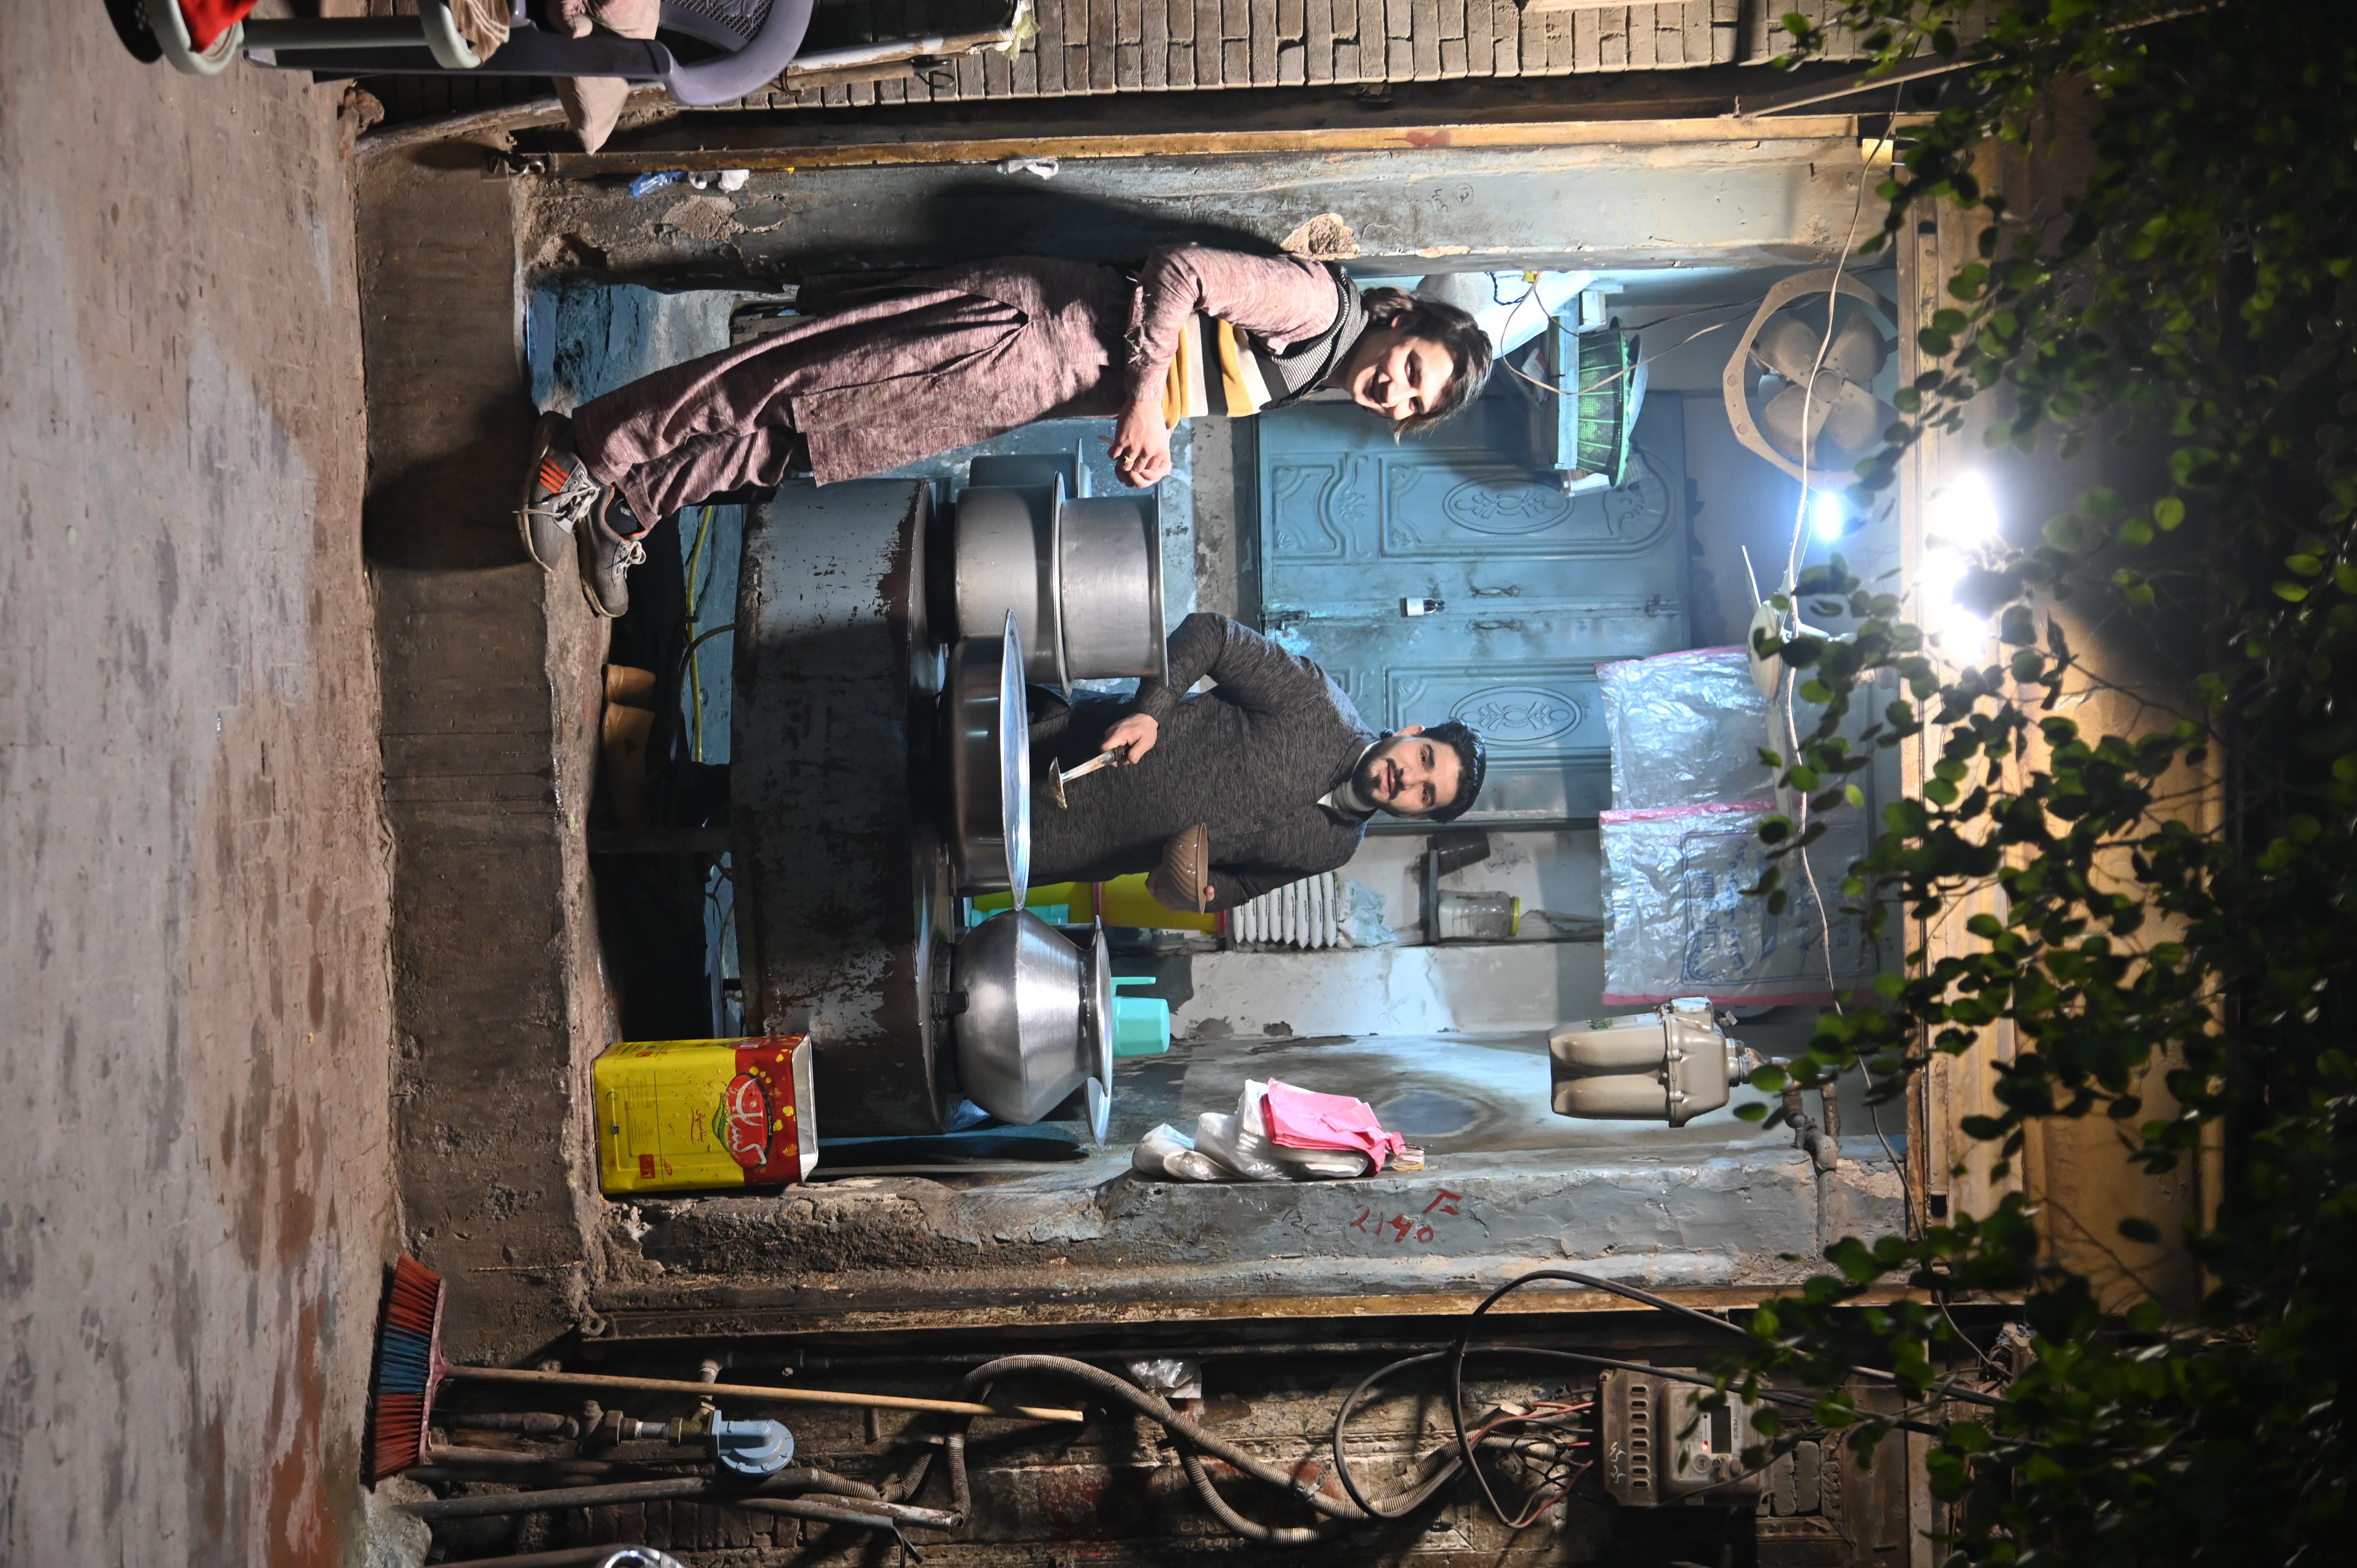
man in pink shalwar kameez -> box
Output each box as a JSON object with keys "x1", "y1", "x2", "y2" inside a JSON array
[{"x1": 520, "y1": 244, "x2": 1492, "y2": 616}]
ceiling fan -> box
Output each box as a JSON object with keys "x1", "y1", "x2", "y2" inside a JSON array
[{"x1": 1721, "y1": 269, "x2": 1899, "y2": 488}]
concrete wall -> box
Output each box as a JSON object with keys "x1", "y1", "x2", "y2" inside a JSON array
[{"x1": 527, "y1": 131, "x2": 1872, "y2": 281}]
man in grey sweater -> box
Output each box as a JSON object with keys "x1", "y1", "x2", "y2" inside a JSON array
[{"x1": 1030, "y1": 614, "x2": 1487, "y2": 912}]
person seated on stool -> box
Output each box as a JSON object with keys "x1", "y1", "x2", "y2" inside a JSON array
[
  {"x1": 517, "y1": 244, "x2": 1493, "y2": 617},
  {"x1": 1030, "y1": 614, "x2": 1487, "y2": 911}
]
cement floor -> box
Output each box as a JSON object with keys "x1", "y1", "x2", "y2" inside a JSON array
[{"x1": 0, "y1": 9, "x2": 396, "y2": 1564}]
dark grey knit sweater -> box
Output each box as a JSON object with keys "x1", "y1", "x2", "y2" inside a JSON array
[{"x1": 1029, "y1": 614, "x2": 1376, "y2": 911}]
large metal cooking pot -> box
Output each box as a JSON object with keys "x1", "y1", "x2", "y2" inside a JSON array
[
  {"x1": 952, "y1": 482, "x2": 1066, "y2": 690},
  {"x1": 952, "y1": 908, "x2": 1098, "y2": 1126},
  {"x1": 944, "y1": 612, "x2": 1030, "y2": 904},
  {"x1": 1057, "y1": 494, "x2": 1169, "y2": 683}
]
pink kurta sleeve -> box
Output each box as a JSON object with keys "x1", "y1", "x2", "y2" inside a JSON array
[{"x1": 1123, "y1": 246, "x2": 1343, "y2": 406}]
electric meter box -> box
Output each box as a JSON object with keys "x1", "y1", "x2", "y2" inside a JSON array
[{"x1": 1598, "y1": 1368, "x2": 1764, "y2": 1506}]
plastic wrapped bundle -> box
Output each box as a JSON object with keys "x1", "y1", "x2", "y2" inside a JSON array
[
  {"x1": 1597, "y1": 648, "x2": 1774, "y2": 809},
  {"x1": 1600, "y1": 800, "x2": 1872, "y2": 1005}
]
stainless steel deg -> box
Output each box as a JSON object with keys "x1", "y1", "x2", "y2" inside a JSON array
[
  {"x1": 1057, "y1": 494, "x2": 1168, "y2": 682},
  {"x1": 952, "y1": 909, "x2": 1095, "y2": 1125},
  {"x1": 1076, "y1": 925, "x2": 1115, "y2": 1142},
  {"x1": 944, "y1": 612, "x2": 1031, "y2": 905},
  {"x1": 953, "y1": 481, "x2": 1067, "y2": 691}
]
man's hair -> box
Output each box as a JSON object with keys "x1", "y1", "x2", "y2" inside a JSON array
[
  {"x1": 1357, "y1": 287, "x2": 1495, "y2": 436},
  {"x1": 1419, "y1": 720, "x2": 1487, "y2": 823}
]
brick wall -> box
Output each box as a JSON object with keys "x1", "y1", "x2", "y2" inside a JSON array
[{"x1": 757, "y1": 0, "x2": 1869, "y2": 108}]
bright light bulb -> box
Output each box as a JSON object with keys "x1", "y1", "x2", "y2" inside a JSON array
[
  {"x1": 1922, "y1": 471, "x2": 2002, "y2": 650},
  {"x1": 1931, "y1": 470, "x2": 2000, "y2": 547},
  {"x1": 1811, "y1": 491, "x2": 1846, "y2": 542}
]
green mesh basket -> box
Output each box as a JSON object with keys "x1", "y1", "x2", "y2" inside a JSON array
[{"x1": 1569, "y1": 329, "x2": 1640, "y2": 486}]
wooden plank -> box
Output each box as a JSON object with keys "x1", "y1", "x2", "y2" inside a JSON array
[
  {"x1": 1306, "y1": 0, "x2": 1334, "y2": 83},
  {"x1": 1119, "y1": 0, "x2": 1145, "y2": 42},
  {"x1": 1012, "y1": 38, "x2": 1037, "y2": 91},
  {"x1": 876, "y1": 72, "x2": 907, "y2": 100},
  {"x1": 1441, "y1": 34, "x2": 1466, "y2": 71},
  {"x1": 1064, "y1": 0, "x2": 1090, "y2": 44},
  {"x1": 1068, "y1": 42, "x2": 1094, "y2": 90},
  {"x1": 1224, "y1": 36, "x2": 1250, "y2": 78},
  {"x1": 543, "y1": 116, "x2": 1876, "y2": 178},
  {"x1": 1410, "y1": 0, "x2": 1439, "y2": 77},
  {"x1": 983, "y1": 42, "x2": 1012, "y2": 92},
  {"x1": 1278, "y1": 38, "x2": 1306, "y2": 79},
  {"x1": 1332, "y1": 35, "x2": 1359, "y2": 76},
  {"x1": 1169, "y1": 41, "x2": 1195, "y2": 83},
  {"x1": 1118, "y1": 41, "x2": 1143, "y2": 84},
  {"x1": 1144, "y1": 0, "x2": 1170, "y2": 86},
  {"x1": 1439, "y1": 0, "x2": 1463, "y2": 38},
  {"x1": 1278, "y1": 0, "x2": 1305, "y2": 39},
  {"x1": 956, "y1": 49, "x2": 985, "y2": 94},
  {"x1": 1520, "y1": 3, "x2": 1546, "y2": 72},
  {"x1": 1251, "y1": 0, "x2": 1278, "y2": 82},
  {"x1": 1629, "y1": 0, "x2": 1654, "y2": 65}
]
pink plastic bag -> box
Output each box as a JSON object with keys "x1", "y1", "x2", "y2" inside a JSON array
[{"x1": 1261, "y1": 1080, "x2": 1406, "y2": 1171}]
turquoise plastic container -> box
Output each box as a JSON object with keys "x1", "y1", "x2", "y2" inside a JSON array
[{"x1": 1111, "y1": 976, "x2": 1171, "y2": 1057}]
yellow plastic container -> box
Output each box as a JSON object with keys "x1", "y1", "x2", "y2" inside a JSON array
[
  {"x1": 974, "y1": 874, "x2": 1217, "y2": 933},
  {"x1": 595, "y1": 1036, "x2": 817, "y2": 1194}
]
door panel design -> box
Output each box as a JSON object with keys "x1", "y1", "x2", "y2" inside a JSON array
[{"x1": 1258, "y1": 394, "x2": 1692, "y2": 825}]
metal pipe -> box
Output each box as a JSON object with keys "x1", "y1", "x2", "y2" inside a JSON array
[
  {"x1": 442, "y1": 1549, "x2": 667, "y2": 1568},
  {"x1": 784, "y1": 28, "x2": 1012, "y2": 73},
  {"x1": 240, "y1": 17, "x2": 429, "y2": 49},
  {"x1": 407, "y1": 1476, "x2": 712, "y2": 1522},
  {"x1": 443, "y1": 1364, "x2": 1086, "y2": 1423},
  {"x1": 405, "y1": 1466, "x2": 920, "y2": 1523},
  {"x1": 422, "y1": 1444, "x2": 606, "y2": 1471}
]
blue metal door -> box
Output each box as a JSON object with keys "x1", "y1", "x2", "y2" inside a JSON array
[{"x1": 1256, "y1": 393, "x2": 1691, "y2": 824}]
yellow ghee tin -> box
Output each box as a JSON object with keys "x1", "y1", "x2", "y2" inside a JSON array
[{"x1": 594, "y1": 1035, "x2": 817, "y2": 1194}]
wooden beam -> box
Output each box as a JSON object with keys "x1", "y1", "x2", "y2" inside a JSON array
[{"x1": 527, "y1": 110, "x2": 1857, "y2": 175}]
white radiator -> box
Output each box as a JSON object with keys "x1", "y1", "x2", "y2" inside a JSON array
[{"x1": 1226, "y1": 872, "x2": 1343, "y2": 949}]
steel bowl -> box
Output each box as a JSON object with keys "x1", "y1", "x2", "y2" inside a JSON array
[
  {"x1": 952, "y1": 481, "x2": 1067, "y2": 691},
  {"x1": 944, "y1": 612, "x2": 1030, "y2": 904},
  {"x1": 1058, "y1": 494, "x2": 1168, "y2": 682},
  {"x1": 951, "y1": 908, "x2": 1094, "y2": 1125}
]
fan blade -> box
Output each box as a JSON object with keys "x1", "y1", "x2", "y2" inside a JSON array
[
  {"x1": 1760, "y1": 381, "x2": 1831, "y2": 457},
  {"x1": 1822, "y1": 306, "x2": 1889, "y2": 385},
  {"x1": 1823, "y1": 385, "x2": 1898, "y2": 453},
  {"x1": 1751, "y1": 315, "x2": 1825, "y2": 385}
]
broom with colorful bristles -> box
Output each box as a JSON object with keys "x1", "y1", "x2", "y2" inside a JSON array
[
  {"x1": 367, "y1": 1254, "x2": 1088, "y2": 1480},
  {"x1": 369, "y1": 1255, "x2": 451, "y2": 1480}
]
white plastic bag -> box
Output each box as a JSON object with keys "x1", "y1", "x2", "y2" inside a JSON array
[
  {"x1": 1131, "y1": 1123, "x2": 1224, "y2": 1182},
  {"x1": 1600, "y1": 800, "x2": 1871, "y2": 1005},
  {"x1": 1597, "y1": 648, "x2": 1774, "y2": 809}
]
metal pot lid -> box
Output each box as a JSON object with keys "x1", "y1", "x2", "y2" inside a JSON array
[
  {"x1": 943, "y1": 613, "x2": 1030, "y2": 905},
  {"x1": 995, "y1": 610, "x2": 1030, "y2": 910}
]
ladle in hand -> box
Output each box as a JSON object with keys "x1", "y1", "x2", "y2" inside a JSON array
[{"x1": 1044, "y1": 744, "x2": 1128, "y2": 809}]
